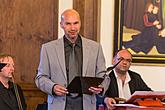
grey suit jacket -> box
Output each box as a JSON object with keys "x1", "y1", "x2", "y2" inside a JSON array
[{"x1": 35, "y1": 36, "x2": 108, "y2": 110}]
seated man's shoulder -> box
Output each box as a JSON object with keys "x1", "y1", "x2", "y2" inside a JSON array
[{"x1": 128, "y1": 70, "x2": 141, "y2": 77}]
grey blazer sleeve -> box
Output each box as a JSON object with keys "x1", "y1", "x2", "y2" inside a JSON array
[
  {"x1": 35, "y1": 44, "x2": 56, "y2": 95},
  {"x1": 96, "y1": 44, "x2": 110, "y2": 95}
]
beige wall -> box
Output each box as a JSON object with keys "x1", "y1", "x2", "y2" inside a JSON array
[{"x1": 59, "y1": 0, "x2": 165, "y2": 91}]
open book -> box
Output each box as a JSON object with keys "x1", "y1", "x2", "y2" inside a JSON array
[
  {"x1": 126, "y1": 91, "x2": 165, "y2": 103},
  {"x1": 115, "y1": 91, "x2": 165, "y2": 107}
]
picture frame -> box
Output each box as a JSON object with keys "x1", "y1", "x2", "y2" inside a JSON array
[{"x1": 114, "y1": 0, "x2": 165, "y2": 65}]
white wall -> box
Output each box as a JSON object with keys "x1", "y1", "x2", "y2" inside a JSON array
[
  {"x1": 59, "y1": 0, "x2": 165, "y2": 91},
  {"x1": 100, "y1": 0, "x2": 114, "y2": 67},
  {"x1": 58, "y1": 0, "x2": 73, "y2": 38}
]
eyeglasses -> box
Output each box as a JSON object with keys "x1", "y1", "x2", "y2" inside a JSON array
[{"x1": 117, "y1": 57, "x2": 132, "y2": 63}]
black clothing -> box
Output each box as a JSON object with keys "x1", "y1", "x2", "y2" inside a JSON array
[
  {"x1": 65, "y1": 96, "x2": 83, "y2": 110},
  {"x1": 105, "y1": 70, "x2": 152, "y2": 99},
  {"x1": 64, "y1": 35, "x2": 83, "y2": 110},
  {"x1": 0, "y1": 81, "x2": 26, "y2": 110},
  {"x1": 96, "y1": 70, "x2": 151, "y2": 109},
  {"x1": 64, "y1": 35, "x2": 83, "y2": 84}
]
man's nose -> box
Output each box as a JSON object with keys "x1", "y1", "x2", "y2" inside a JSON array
[
  {"x1": 70, "y1": 24, "x2": 76, "y2": 30},
  {"x1": 10, "y1": 66, "x2": 14, "y2": 72}
]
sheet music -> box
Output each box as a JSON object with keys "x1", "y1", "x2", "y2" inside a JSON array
[
  {"x1": 113, "y1": 104, "x2": 147, "y2": 108},
  {"x1": 131, "y1": 91, "x2": 165, "y2": 96},
  {"x1": 126, "y1": 91, "x2": 165, "y2": 103}
]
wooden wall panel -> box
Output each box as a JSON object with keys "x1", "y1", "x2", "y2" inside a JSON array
[
  {"x1": 0, "y1": 0, "x2": 58, "y2": 83},
  {"x1": 0, "y1": 0, "x2": 100, "y2": 109},
  {"x1": 0, "y1": 0, "x2": 58, "y2": 109},
  {"x1": 73, "y1": 0, "x2": 101, "y2": 41},
  {"x1": 20, "y1": 83, "x2": 47, "y2": 110}
]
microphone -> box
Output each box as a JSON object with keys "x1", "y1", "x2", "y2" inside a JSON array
[
  {"x1": 0, "y1": 63, "x2": 7, "y2": 72},
  {"x1": 11, "y1": 73, "x2": 23, "y2": 110},
  {"x1": 105, "y1": 57, "x2": 123, "y2": 76}
]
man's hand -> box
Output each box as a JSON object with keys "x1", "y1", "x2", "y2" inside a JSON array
[
  {"x1": 53, "y1": 84, "x2": 68, "y2": 96},
  {"x1": 104, "y1": 97, "x2": 116, "y2": 110},
  {"x1": 88, "y1": 86, "x2": 103, "y2": 94}
]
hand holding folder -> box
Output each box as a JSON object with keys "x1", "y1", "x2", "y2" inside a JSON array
[{"x1": 67, "y1": 76, "x2": 104, "y2": 95}]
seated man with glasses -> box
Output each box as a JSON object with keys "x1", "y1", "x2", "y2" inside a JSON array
[{"x1": 103, "y1": 49, "x2": 152, "y2": 109}]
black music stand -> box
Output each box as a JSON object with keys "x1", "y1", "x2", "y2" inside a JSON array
[{"x1": 0, "y1": 63, "x2": 7, "y2": 72}]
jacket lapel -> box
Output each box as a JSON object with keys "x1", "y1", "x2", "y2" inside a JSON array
[
  {"x1": 128, "y1": 72, "x2": 135, "y2": 94},
  {"x1": 110, "y1": 71, "x2": 119, "y2": 97},
  {"x1": 82, "y1": 38, "x2": 89, "y2": 76},
  {"x1": 55, "y1": 38, "x2": 67, "y2": 81}
]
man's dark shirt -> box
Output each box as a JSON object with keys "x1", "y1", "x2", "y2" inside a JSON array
[
  {"x1": 0, "y1": 81, "x2": 18, "y2": 110},
  {"x1": 0, "y1": 81, "x2": 26, "y2": 110},
  {"x1": 64, "y1": 35, "x2": 83, "y2": 110},
  {"x1": 64, "y1": 35, "x2": 83, "y2": 84}
]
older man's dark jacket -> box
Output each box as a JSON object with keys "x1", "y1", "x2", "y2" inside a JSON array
[
  {"x1": 105, "y1": 70, "x2": 152, "y2": 98},
  {"x1": 0, "y1": 81, "x2": 26, "y2": 110}
]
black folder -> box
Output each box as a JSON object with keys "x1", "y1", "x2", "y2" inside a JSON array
[
  {"x1": 67, "y1": 76, "x2": 104, "y2": 95},
  {"x1": 0, "y1": 63, "x2": 7, "y2": 72}
]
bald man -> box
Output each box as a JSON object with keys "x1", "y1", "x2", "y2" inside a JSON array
[
  {"x1": 35, "y1": 9, "x2": 108, "y2": 110},
  {"x1": 104, "y1": 49, "x2": 152, "y2": 109}
]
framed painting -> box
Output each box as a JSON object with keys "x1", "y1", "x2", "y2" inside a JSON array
[{"x1": 114, "y1": 0, "x2": 165, "y2": 65}]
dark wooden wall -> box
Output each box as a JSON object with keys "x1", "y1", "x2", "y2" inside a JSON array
[
  {"x1": 73, "y1": 0, "x2": 101, "y2": 41},
  {"x1": 0, "y1": 0, "x2": 58, "y2": 109},
  {"x1": 0, "y1": 0, "x2": 100, "y2": 109}
]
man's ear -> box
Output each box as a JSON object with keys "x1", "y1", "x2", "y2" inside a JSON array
[{"x1": 60, "y1": 22, "x2": 64, "y2": 29}]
